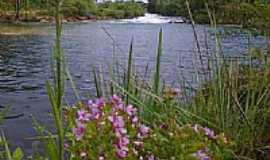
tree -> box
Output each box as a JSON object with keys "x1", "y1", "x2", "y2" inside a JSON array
[{"x1": 15, "y1": 0, "x2": 21, "y2": 20}]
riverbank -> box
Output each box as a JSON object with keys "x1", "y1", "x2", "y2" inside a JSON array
[
  {"x1": 0, "y1": 1, "x2": 146, "y2": 24},
  {"x1": 0, "y1": 14, "x2": 135, "y2": 24}
]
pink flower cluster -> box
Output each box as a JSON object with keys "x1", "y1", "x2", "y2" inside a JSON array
[
  {"x1": 73, "y1": 98, "x2": 105, "y2": 141},
  {"x1": 72, "y1": 95, "x2": 151, "y2": 159},
  {"x1": 193, "y1": 124, "x2": 216, "y2": 139},
  {"x1": 195, "y1": 148, "x2": 210, "y2": 160},
  {"x1": 108, "y1": 95, "x2": 150, "y2": 158}
]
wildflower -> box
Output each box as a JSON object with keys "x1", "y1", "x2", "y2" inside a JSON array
[
  {"x1": 116, "y1": 145, "x2": 129, "y2": 158},
  {"x1": 118, "y1": 136, "x2": 130, "y2": 146},
  {"x1": 110, "y1": 95, "x2": 122, "y2": 105},
  {"x1": 88, "y1": 100, "x2": 103, "y2": 120},
  {"x1": 147, "y1": 154, "x2": 155, "y2": 160},
  {"x1": 131, "y1": 116, "x2": 139, "y2": 124},
  {"x1": 174, "y1": 88, "x2": 181, "y2": 94},
  {"x1": 110, "y1": 95, "x2": 125, "y2": 110},
  {"x1": 87, "y1": 100, "x2": 94, "y2": 106},
  {"x1": 114, "y1": 128, "x2": 127, "y2": 138},
  {"x1": 77, "y1": 109, "x2": 91, "y2": 122},
  {"x1": 117, "y1": 103, "x2": 125, "y2": 110},
  {"x1": 126, "y1": 105, "x2": 137, "y2": 117},
  {"x1": 72, "y1": 121, "x2": 86, "y2": 141},
  {"x1": 96, "y1": 98, "x2": 105, "y2": 109},
  {"x1": 64, "y1": 143, "x2": 69, "y2": 150},
  {"x1": 138, "y1": 124, "x2": 150, "y2": 137},
  {"x1": 204, "y1": 127, "x2": 215, "y2": 139},
  {"x1": 195, "y1": 149, "x2": 210, "y2": 160},
  {"x1": 99, "y1": 156, "x2": 105, "y2": 160},
  {"x1": 109, "y1": 115, "x2": 125, "y2": 129}
]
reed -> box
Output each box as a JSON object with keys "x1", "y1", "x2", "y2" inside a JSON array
[
  {"x1": 45, "y1": 1, "x2": 65, "y2": 160},
  {"x1": 153, "y1": 29, "x2": 163, "y2": 96},
  {"x1": 26, "y1": 2, "x2": 270, "y2": 159}
]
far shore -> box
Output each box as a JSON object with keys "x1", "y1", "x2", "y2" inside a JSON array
[{"x1": 0, "y1": 14, "x2": 119, "y2": 24}]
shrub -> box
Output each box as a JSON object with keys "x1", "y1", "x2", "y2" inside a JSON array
[
  {"x1": 62, "y1": 95, "x2": 233, "y2": 159},
  {"x1": 62, "y1": 0, "x2": 97, "y2": 16},
  {"x1": 190, "y1": 47, "x2": 270, "y2": 159},
  {"x1": 98, "y1": 2, "x2": 145, "y2": 19},
  {"x1": 64, "y1": 95, "x2": 152, "y2": 159}
]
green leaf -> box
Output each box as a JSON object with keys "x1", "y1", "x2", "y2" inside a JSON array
[
  {"x1": 12, "y1": 148, "x2": 23, "y2": 160},
  {"x1": 45, "y1": 134, "x2": 59, "y2": 160}
]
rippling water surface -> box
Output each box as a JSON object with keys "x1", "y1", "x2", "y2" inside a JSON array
[{"x1": 0, "y1": 17, "x2": 268, "y2": 153}]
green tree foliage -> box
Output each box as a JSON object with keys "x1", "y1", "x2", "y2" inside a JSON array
[
  {"x1": 98, "y1": 2, "x2": 145, "y2": 19},
  {"x1": 149, "y1": 0, "x2": 270, "y2": 31},
  {"x1": 0, "y1": 0, "x2": 145, "y2": 20},
  {"x1": 62, "y1": 0, "x2": 97, "y2": 16}
]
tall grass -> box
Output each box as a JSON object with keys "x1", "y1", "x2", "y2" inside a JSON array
[
  {"x1": 90, "y1": 3, "x2": 270, "y2": 159},
  {"x1": 45, "y1": 1, "x2": 65, "y2": 160},
  {"x1": 153, "y1": 29, "x2": 163, "y2": 96},
  {"x1": 36, "y1": 1, "x2": 270, "y2": 159},
  {"x1": 125, "y1": 39, "x2": 133, "y2": 105}
]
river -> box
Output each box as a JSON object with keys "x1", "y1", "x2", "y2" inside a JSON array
[{"x1": 0, "y1": 14, "x2": 268, "y2": 153}]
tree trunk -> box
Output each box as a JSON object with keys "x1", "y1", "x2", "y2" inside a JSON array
[{"x1": 15, "y1": 0, "x2": 20, "y2": 21}]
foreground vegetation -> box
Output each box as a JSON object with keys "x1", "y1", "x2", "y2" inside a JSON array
[
  {"x1": 0, "y1": 1, "x2": 269, "y2": 160},
  {"x1": 0, "y1": 0, "x2": 145, "y2": 22}
]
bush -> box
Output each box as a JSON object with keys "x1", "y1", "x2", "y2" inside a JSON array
[
  {"x1": 98, "y1": 2, "x2": 145, "y2": 19},
  {"x1": 62, "y1": 95, "x2": 233, "y2": 159},
  {"x1": 62, "y1": 0, "x2": 97, "y2": 16},
  {"x1": 64, "y1": 95, "x2": 152, "y2": 159},
  {"x1": 191, "y1": 47, "x2": 270, "y2": 159}
]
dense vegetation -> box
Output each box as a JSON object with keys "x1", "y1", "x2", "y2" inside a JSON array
[
  {"x1": 148, "y1": 0, "x2": 270, "y2": 31},
  {"x1": 0, "y1": 0, "x2": 145, "y2": 22},
  {"x1": 0, "y1": 0, "x2": 269, "y2": 160}
]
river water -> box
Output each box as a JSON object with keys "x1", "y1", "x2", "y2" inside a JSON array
[{"x1": 0, "y1": 14, "x2": 268, "y2": 153}]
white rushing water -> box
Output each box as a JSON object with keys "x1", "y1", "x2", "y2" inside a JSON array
[{"x1": 112, "y1": 13, "x2": 184, "y2": 24}]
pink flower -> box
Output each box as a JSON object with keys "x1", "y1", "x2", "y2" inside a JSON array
[
  {"x1": 195, "y1": 149, "x2": 210, "y2": 160},
  {"x1": 126, "y1": 105, "x2": 137, "y2": 117},
  {"x1": 96, "y1": 98, "x2": 105, "y2": 109},
  {"x1": 115, "y1": 146, "x2": 129, "y2": 158},
  {"x1": 72, "y1": 121, "x2": 85, "y2": 141},
  {"x1": 110, "y1": 95, "x2": 124, "y2": 110},
  {"x1": 87, "y1": 100, "x2": 94, "y2": 106},
  {"x1": 88, "y1": 99, "x2": 104, "y2": 120},
  {"x1": 204, "y1": 127, "x2": 215, "y2": 139},
  {"x1": 109, "y1": 115, "x2": 125, "y2": 129},
  {"x1": 118, "y1": 136, "x2": 130, "y2": 146},
  {"x1": 115, "y1": 128, "x2": 127, "y2": 138},
  {"x1": 64, "y1": 143, "x2": 69, "y2": 150},
  {"x1": 139, "y1": 124, "x2": 150, "y2": 136},
  {"x1": 77, "y1": 110, "x2": 91, "y2": 122},
  {"x1": 147, "y1": 154, "x2": 155, "y2": 160},
  {"x1": 90, "y1": 106, "x2": 102, "y2": 120},
  {"x1": 131, "y1": 116, "x2": 139, "y2": 124}
]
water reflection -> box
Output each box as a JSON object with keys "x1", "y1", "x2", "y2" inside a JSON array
[{"x1": 0, "y1": 35, "x2": 52, "y2": 92}]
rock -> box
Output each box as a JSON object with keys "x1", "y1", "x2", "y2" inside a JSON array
[
  {"x1": 76, "y1": 16, "x2": 88, "y2": 21},
  {"x1": 4, "y1": 113, "x2": 24, "y2": 119}
]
